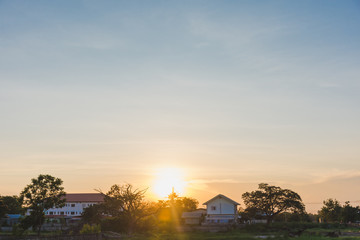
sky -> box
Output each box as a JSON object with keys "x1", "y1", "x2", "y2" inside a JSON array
[{"x1": 1, "y1": 0, "x2": 360, "y2": 213}]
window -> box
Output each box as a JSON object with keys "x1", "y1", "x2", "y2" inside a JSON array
[
  {"x1": 49, "y1": 212, "x2": 53, "y2": 215},
  {"x1": 71, "y1": 203, "x2": 75, "y2": 207},
  {"x1": 71, "y1": 212, "x2": 75, "y2": 215},
  {"x1": 60, "y1": 212, "x2": 64, "y2": 215},
  {"x1": 211, "y1": 206, "x2": 216, "y2": 211}
]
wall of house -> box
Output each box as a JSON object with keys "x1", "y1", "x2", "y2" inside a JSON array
[
  {"x1": 45, "y1": 202, "x2": 100, "y2": 217},
  {"x1": 206, "y1": 198, "x2": 236, "y2": 215}
]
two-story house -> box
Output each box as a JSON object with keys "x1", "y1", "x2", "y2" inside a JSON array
[{"x1": 203, "y1": 194, "x2": 239, "y2": 224}]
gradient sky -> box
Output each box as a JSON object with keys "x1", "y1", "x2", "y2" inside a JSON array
[{"x1": 1, "y1": 0, "x2": 360, "y2": 213}]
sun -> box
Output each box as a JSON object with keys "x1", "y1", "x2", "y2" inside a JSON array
[{"x1": 152, "y1": 167, "x2": 186, "y2": 198}]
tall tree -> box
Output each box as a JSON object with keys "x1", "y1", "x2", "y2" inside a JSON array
[
  {"x1": 318, "y1": 199, "x2": 360, "y2": 223},
  {"x1": 318, "y1": 198, "x2": 342, "y2": 223},
  {"x1": 242, "y1": 183, "x2": 305, "y2": 224},
  {"x1": 101, "y1": 184, "x2": 155, "y2": 233},
  {"x1": 157, "y1": 191, "x2": 198, "y2": 226},
  {"x1": 341, "y1": 201, "x2": 359, "y2": 223},
  {"x1": 20, "y1": 174, "x2": 66, "y2": 235}
]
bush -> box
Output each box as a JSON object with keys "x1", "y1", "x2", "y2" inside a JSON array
[
  {"x1": 101, "y1": 216, "x2": 128, "y2": 233},
  {"x1": 79, "y1": 223, "x2": 101, "y2": 234}
]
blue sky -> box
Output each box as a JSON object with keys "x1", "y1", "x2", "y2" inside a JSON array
[{"x1": 1, "y1": 0, "x2": 360, "y2": 212}]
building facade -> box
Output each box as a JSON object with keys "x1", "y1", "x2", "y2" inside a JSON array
[
  {"x1": 45, "y1": 193, "x2": 104, "y2": 219},
  {"x1": 203, "y1": 194, "x2": 239, "y2": 224}
]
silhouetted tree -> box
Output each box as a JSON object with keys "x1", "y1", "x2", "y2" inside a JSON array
[
  {"x1": 318, "y1": 199, "x2": 360, "y2": 223},
  {"x1": 341, "y1": 201, "x2": 360, "y2": 223},
  {"x1": 82, "y1": 204, "x2": 105, "y2": 224},
  {"x1": 19, "y1": 174, "x2": 65, "y2": 235},
  {"x1": 100, "y1": 184, "x2": 156, "y2": 234},
  {"x1": 242, "y1": 183, "x2": 305, "y2": 224},
  {"x1": 318, "y1": 198, "x2": 342, "y2": 223},
  {"x1": 157, "y1": 191, "x2": 198, "y2": 229},
  {"x1": 0, "y1": 195, "x2": 23, "y2": 218}
]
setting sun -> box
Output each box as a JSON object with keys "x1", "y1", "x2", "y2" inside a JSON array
[{"x1": 152, "y1": 167, "x2": 187, "y2": 198}]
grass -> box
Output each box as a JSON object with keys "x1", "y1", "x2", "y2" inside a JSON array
[
  {"x1": 2, "y1": 223, "x2": 360, "y2": 240},
  {"x1": 119, "y1": 226, "x2": 360, "y2": 240},
  {"x1": 121, "y1": 233, "x2": 360, "y2": 240}
]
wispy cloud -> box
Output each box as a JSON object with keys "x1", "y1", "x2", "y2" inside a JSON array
[{"x1": 310, "y1": 169, "x2": 360, "y2": 184}]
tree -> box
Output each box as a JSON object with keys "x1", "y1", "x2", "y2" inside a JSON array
[
  {"x1": 318, "y1": 198, "x2": 342, "y2": 223},
  {"x1": 157, "y1": 191, "x2": 198, "y2": 229},
  {"x1": 341, "y1": 201, "x2": 360, "y2": 223},
  {"x1": 318, "y1": 199, "x2": 360, "y2": 223},
  {"x1": 100, "y1": 184, "x2": 155, "y2": 233},
  {"x1": 242, "y1": 183, "x2": 305, "y2": 224},
  {"x1": 82, "y1": 204, "x2": 105, "y2": 225},
  {"x1": 0, "y1": 195, "x2": 23, "y2": 218},
  {"x1": 19, "y1": 174, "x2": 66, "y2": 235}
]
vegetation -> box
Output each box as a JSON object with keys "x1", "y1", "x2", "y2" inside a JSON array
[
  {"x1": 318, "y1": 199, "x2": 360, "y2": 223},
  {"x1": 94, "y1": 184, "x2": 158, "y2": 233},
  {"x1": 157, "y1": 191, "x2": 198, "y2": 226},
  {"x1": 242, "y1": 183, "x2": 305, "y2": 224},
  {"x1": 5, "y1": 177, "x2": 360, "y2": 238},
  {"x1": 79, "y1": 223, "x2": 101, "y2": 234},
  {"x1": 0, "y1": 195, "x2": 23, "y2": 218},
  {"x1": 19, "y1": 174, "x2": 66, "y2": 235}
]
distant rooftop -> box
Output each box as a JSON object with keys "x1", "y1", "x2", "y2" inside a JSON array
[{"x1": 64, "y1": 193, "x2": 104, "y2": 202}]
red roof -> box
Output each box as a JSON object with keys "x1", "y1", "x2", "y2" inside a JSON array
[{"x1": 64, "y1": 193, "x2": 104, "y2": 203}]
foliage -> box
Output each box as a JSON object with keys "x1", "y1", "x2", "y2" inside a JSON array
[
  {"x1": 318, "y1": 199, "x2": 360, "y2": 223},
  {"x1": 79, "y1": 223, "x2": 101, "y2": 234},
  {"x1": 274, "y1": 211, "x2": 312, "y2": 222},
  {"x1": 159, "y1": 192, "x2": 198, "y2": 218},
  {"x1": 82, "y1": 203, "x2": 104, "y2": 224},
  {"x1": 341, "y1": 201, "x2": 360, "y2": 223},
  {"x1": 19, "y1": 174, "x2": 66, "y2": 235},
  {"x1": 100, "y1": 183, "x2": 157, "y2": 233},
  {"x1": 0, "y1": 195, "x2": 23, "y2": 218},
  {"x1": 156, "y1": 191, "x2": 198, "y2": 231},
  {"x1": 242, "y1": 183, "x2": 305, "y2": 224}
]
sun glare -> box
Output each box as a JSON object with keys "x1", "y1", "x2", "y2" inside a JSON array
[{"x1": 153, "y1": 167, "x2": 186, "y2": 198}]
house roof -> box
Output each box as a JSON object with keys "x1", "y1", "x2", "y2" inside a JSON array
[
  {"x1": 202, "y1": 194, "x2": 240, "y2": 206},
  {"x1": 64, "y1": 193, "x2": 105, "y2": 202}
]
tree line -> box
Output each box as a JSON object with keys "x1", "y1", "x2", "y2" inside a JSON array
[{"x1": 1, "y1": 174, "x2": 360, "y2": 236}]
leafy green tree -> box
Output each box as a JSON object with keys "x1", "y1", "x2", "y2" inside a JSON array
[
  {"x1": 82, "y1": 203, "x2": 105, "y2": 224},
  {"x1": 340, "y1": 201, "x2": 360, "y2": 223},
  {"x1": 242, "y1": 183, "x2": 305, "y2": 224},
  {"x1": 318, "y1": 199, "x2": 360, "y2": 223},
  {"x1": 19, "y1": 174, "x2": 66, "y2": 235},
  {"x1": 0, "y1": 195, "x2": 23, "y2": 218},
  {"x1": 318, "y1": 198, "x2": 342, "y2": 223}
]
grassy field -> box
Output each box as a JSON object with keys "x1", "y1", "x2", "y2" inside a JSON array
[
  {"x1": 2, "y1": 223, "x2": 360, "y2": 240},
  {"x1": 119, "y1": 226, "x2": 360, "y2": 240},
  {"x1": 118, "y1": 231, "x2": 360, "y2": 240}
]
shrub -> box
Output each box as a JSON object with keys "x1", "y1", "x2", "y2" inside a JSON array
[{"x1": 79, "y1": 223, "x2": 101, "y2": 234}]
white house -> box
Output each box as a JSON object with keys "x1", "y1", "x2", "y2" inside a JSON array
[
  {"x1": 45, "y1": 193, "x2": 104, "y2": 219},
  {"x1": 203, "y1": 194, "x2": 239, "y2": 224}
]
